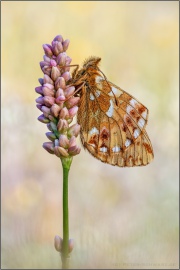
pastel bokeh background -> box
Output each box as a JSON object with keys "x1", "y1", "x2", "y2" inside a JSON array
[{"x1": 1, "y1": 1, "x2": 179, "y2": 269}]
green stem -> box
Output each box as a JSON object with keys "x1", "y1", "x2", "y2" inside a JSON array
[{"x1": 61, "y1": 157, "x2": 73, "y2": 269}]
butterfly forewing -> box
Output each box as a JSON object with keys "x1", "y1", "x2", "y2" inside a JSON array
[{"x1": 74, "y1": 59, "x2": 154, "y2": 167}]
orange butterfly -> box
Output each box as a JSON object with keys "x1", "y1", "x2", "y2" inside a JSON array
[{"x1": 69, "y1": 56, "x2": 154, "y2": 167}]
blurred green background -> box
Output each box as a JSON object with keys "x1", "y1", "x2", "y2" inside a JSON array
[{"x1": 1, "y1": 1, "x2": 179, "y2": 269}]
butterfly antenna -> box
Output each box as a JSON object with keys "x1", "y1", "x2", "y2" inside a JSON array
[{"x1": 65, "y1": 82, "x2": 85, "y2": 102}]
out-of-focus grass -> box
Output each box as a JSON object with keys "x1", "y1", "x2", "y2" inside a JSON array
[{"x1": 1, "y1": 1, "x2": 179, "y2": 269}]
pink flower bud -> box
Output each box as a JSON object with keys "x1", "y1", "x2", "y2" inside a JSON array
[
  {"x1": 35, "y1": 86, "x2": 43, "y2": 95},
  {"x1": 54, "y1": 147, "x2": 61, "y2": 157},
  {"x1": 55, "y1": 77, "x2": 66, "y2": 90},
  {"x1": 40, "y1": 61, "x2": 49, "y2": 68},
  {"x1": 51, "y1": 66, "x2": 61, "y2": 81},
  {"x1": 56, "y1": 95, "x2": 66, "y2": 103},
  {"x1": 69, "y1": 136, "x2": 76, "y2": 148},
  {"x1": 41, "y1": 106, "x2": 51, "y2": 117},
  {"x1": 53, "y1": 35, "x2": 63, "y2": 43},
  {"x1": 42, "y1": 66, "x2": 51, "y2": 76},
  {"x1": 36, "y1": 96, "x2": 44, "y2": 104},
  {"x1": 50, "y1": 104, "x2": 61, "y2": 117},
  {"x1": 64, "y1": 56, "x2": 72, "y2": 72},
  {"x1": 56, "y1": 52, "x2": 67, "y2": 66},
  {"x1": 41, "y1": 106, "x2": 50, "y2": 113},
  {"x1": 59, "y1": 107, "x2": 69, "y2": 119},
  {"x1": 42, "y1": 85, "x2": 55, "y2": 97},
  {"x1": 43, "y1": 74, "x2": 54, "y2": 85},
  {"x1": 43, "y1": 142, "x2": 54, "y2": 154},
  {"x1": 43, "y1": 55, "x2": 51, "y2": 63},
  {"x1": 43, "y1": 44, "x2": 53, "y2": 57},
  {"x1": 44, "y1": 83, "x2": 54, "y2": 89},
  {"x1": 59, "y1": 147, "x2": 69, "y2": 157},
  {"x1": 68, "y1": 145, "x2": 81, "y2": 156},
  {"x1": 36, "y1": 104, "x2": 42, "y2": 111},
  {"x1": 65, "y1": 56, "x2": 72, "y2": 65},
  {"x1": 57, "y1": 119, "x2": 64, "y2": 131},
  {"x1": 56, "y1": 42, "x2": 64, "y2": 53},
  {"x1": 54, "y1": 235, "x2": 63, "y2": 252},
  {"x1": 61, "y1": 71, "x2": 71, "y2": 82},
  {"x1": 55, "y1": 88, "x2": 63, "y2": 97},
  {"x1": 38, "y1": 114, "x2": 50, "y2": 123},
  {"x1": 52, "y1": 41, "x2": 63, "y2": 56},
  {"x1": 63, "y1": 39, "x2": 70, "y2": 52},
  {"x1": 68, "y1": 239, "x2": 74, "y2": 253},
  {"x1": 57, "y1": 119, "x2": 68, "y2": 132},
  {"x1": 50, "y1": 121, "x2": 57, "y2": 131},
  {"x1": 68, "y1": 106, "x2": 79, "y2": 118},
  {"x1": 47, "y1": 123, "x2": 53, "y2": 131},
  {"x1": 48, "y1": 115, "x2": 56, "y2": 122},
  {"x1": 68, "y1": 123, "x2": 80, "y2": 137},
  {"x1": 54, "y1": 146, "x2": 69, "y2": 158},
  {"x1": 64, "y1": 86, "x2": 75, "y2": 98},
  {"x1": 46, "y1": 132, "x2": 56, "y2": 141},
  {"x1": 38, "y1": 78, "x2": 44, "y2": 85},
  {"x1": 66, "y1": 97, "x2": 80, "y2": 109},
  {"x1": 44, "y1": 96, "x2": 55, "y2": 107},
  {"x1": 59, "y1": 134, "x2": 69, "y2": 149},
  {"x1": 50, "y1": 59, "x2": 57, "y2": 67},
  {"x1": 62, "y1": 120, "x2": 69, "y2": 130}
]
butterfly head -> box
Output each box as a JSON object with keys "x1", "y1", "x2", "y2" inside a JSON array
[
  {"x1": 72, "y1": 56, "x2": 101, "y2": 83},
  {"x1": 83, "y1": 56, "x2": 101, "y2": 70}
]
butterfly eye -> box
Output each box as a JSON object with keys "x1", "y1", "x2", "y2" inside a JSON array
[{"x1": 81, "y1": 70, "x2": 86, "y2": 75}]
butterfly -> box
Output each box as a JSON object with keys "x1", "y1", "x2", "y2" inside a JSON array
[{"x1": 69, "y1": 56, "x2": 154, "y2": 167}]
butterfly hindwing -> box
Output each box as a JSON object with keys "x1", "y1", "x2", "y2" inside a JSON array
[{"x1": 76, "y1": 71, "x2": 153, "y2": 167}]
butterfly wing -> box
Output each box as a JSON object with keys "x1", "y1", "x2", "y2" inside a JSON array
[{"x1": 77, "y1": 75, "x2": 154, "y2": 167}]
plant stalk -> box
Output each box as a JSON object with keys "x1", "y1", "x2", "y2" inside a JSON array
[{"x1": 61, "y1": 157, "x2": 72, "y2": 269}]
